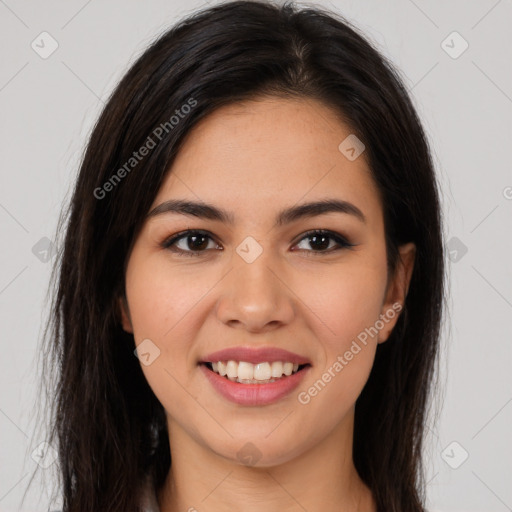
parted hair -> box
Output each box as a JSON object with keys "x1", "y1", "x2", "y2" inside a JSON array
[{"x1": 29, "y1": 1, "x2": 445, "y2": 511}]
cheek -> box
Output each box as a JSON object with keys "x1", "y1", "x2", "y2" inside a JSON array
[
  {"x1": 295, "y1": 255, "x2": 387, "y2": 405},
  {"x1": 304, "y1": 259, "x2": 388, "y2": 350},
  {"x1": 125, "y1": 253, "x2": 208, "y2": 342},
  {"x1": 124, "y1": 260, "x2": 192, "y2": 397},
  {"x1": 124, "y1": 257, "x2": 212, "y2": 420},
  {"x1": 294, "y1": 275, "x2": 385, "y2": 431}
]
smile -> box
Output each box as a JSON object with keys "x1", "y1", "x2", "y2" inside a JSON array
[
  {"x1": 199, "y1": 362, "x2": 311, "y2": 406},
  {"x1": 204, "y1": 360, "x2": 307, "y2": 384}
]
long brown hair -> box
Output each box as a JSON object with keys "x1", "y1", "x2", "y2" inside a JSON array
[{"x1": 28, "y1": 1, "x2": 446, "y2": 510}]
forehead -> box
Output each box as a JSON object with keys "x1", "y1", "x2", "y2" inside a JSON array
[{"x1": 151, "y1": 97, "x2": 382, "y2": 227}]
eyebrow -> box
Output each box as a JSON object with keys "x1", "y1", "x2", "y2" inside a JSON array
[{"x1": 146, "y1": 198, "x2": 366, "y2": 226}]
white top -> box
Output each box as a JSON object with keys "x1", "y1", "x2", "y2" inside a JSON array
[
  {"x1": 140, "y1": 474, "x2": 161, "y2": 512},
  {"x1": 51, "y1": 475, "x2": 160, "y2": 512}
]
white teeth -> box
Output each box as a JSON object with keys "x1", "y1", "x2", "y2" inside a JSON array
[
  {"x1": 226, "y1": 360, "x2": 238, "y2": 379},
  {"x1": 217, "y1": 361, "x2": 227, "y2": 376},
  {"x1": 208, "y1": 360, "x2": 304, "y2": 382},
  {"x1": 271, "y1": 361, "x2": 283, "y2": 377},
  {"x1": 283, "y1": 362, "x2": 293, "y2": 376},
  {"x1": 238, "y1": 361, "x2": 254, "y2": 380},
  {"x1": 254, "y1": 362, "x2": 271, "y2": 381}
]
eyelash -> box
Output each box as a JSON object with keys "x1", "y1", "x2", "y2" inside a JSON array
[{"x1": 161, "y1": 229, "x2": 355, "y2": 258}]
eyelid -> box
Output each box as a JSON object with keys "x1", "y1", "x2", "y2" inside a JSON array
[
  {"x1": 161, "y1": 229, "x2": 221, "y2": 256},
  {"x1": 161, "y1": 228, "x2": 355, "y2": 257},
  {"x1": 291, "y1": 229, "x2": 354, "y2": 248}
]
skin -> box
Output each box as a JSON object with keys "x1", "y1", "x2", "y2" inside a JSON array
[{"x1": 119, "y1": 96, "x2": 415, "y2": 512}]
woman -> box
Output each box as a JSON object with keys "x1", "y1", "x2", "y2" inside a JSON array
[{"x1": 33, "y1": 1, "x2": 446, "y2": 511}]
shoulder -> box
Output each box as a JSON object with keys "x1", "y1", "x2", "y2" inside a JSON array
[{"x1": 46, "y1": 475, "x2": 159, "y2": 512}]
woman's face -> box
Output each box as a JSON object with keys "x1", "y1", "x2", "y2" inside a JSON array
[{"x1": 119, "y1": 97, "x2": 415, "y2": 466}]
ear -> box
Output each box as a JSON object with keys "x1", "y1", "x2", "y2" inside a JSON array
[
  {"x1": 377, "y1": 242, "x2": 416, "y2": 344},
  {"x1": 118, "y1": 294, "x2": 133, "y2": 333}
]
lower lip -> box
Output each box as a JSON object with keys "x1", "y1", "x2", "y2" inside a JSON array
[{"x1": 199, "y1": 364, "x2": 310, "y2": 406}]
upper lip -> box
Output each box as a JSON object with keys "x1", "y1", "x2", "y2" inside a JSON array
[{"x1": 200, "y1": 346, "x2": 311, "y2": 365}]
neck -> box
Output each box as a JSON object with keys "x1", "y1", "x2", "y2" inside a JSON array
[{"x1": 157, "y1": 407, "x2": 376, "y2": 512}]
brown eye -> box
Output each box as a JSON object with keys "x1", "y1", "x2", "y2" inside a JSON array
[
  {"x1": 162, "y1": 230, "x2": 221, "y2": 257},
  {"x1": 292, "y1": 229, "x2": 354, "y2": 255}
]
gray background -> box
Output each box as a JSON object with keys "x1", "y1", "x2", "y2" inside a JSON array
[{"x1": 0, "y1": 0, "x2": 511, "y2": 511}]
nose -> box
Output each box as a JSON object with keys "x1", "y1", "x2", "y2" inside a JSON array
[{"x1": 215, "y1": 250, "x2": 295, "y2": 333}]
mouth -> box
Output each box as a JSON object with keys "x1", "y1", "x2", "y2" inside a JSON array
[
  {"x1": 198, "y1": 347, "x2": 312, "y2": 405},
  {"x1": 198, "y1": 346, "x2": 312, "y2": 405},
  {"x1": 200, "y1": 360, "x2": 311, "y2": 384}
]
